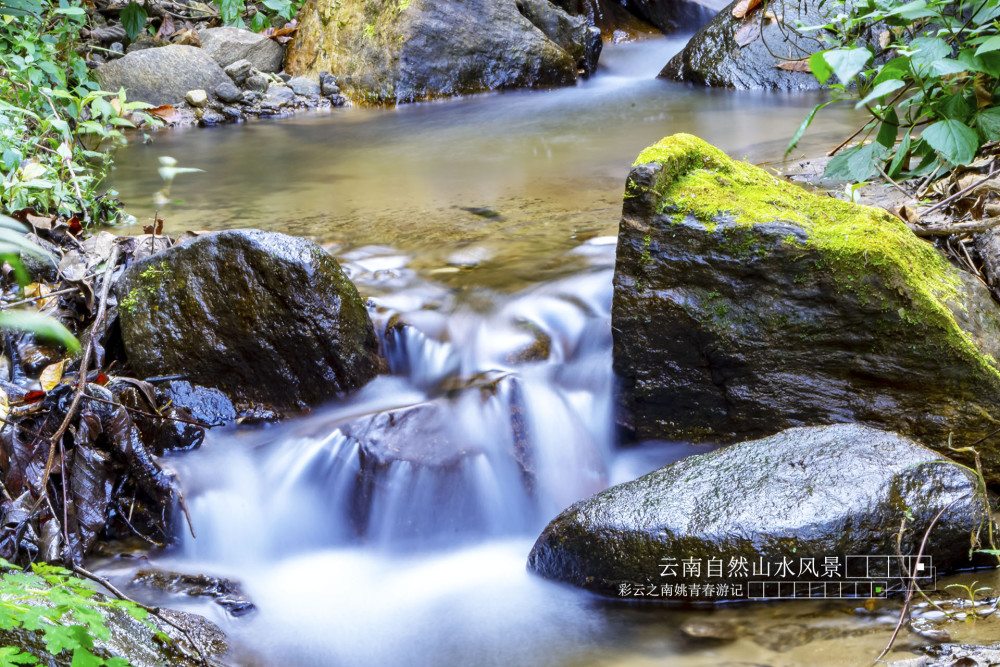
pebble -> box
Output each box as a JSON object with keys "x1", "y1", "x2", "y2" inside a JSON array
[
  {"x1": 198, "y1": 109, "x2": 226, "y2": 126},
  {"x1": 288, "y1": 76, "x2": 321, "y2": 96},
  {"x1": 224, "y1": 59, "x2": 252, "y2": 86},
  {"x1": 109, "y1": 41, "x2": 124, "y2": 55},
  {"x1": 215, "y1": 81, "x2": 243, "y2": 104},
  {"x1": 185, "y1": 89, "x2": 209, "y2": 107},
  {"x1": 244, "y1": 73, "x2": 269, "y2": 92}
]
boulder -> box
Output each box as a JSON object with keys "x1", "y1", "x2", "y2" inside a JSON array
[
  {"x1": 660, "y1": 0, "x2": 830, "y2": 89},
  {"x1": 611, "y1": 134, "x2": 1000, "y2": 482},
  {"x1": 197, "y1": 26, "x2": 285, "y2": 72},
  {"x1": 284, "y1": 0, "x2": 599, "y2": 104},
  {"x1": 551, "y1": 0, "x2": 660, "y2": 39},
  {"x1": 518, "y1": 0, "x2": 602, "y2": 75},
  {"x1": 114, "y1": 230, "x2": 379, "y2": 410},
  {"x1": 528, "y1": 424, "x2": 993, "y2": 599},
  {"x1": 624, "y1": 0, "x2": 729, "y2": 32},
  {"x1": 95, "y1": 45, "x2": 229, "y2": 106}
]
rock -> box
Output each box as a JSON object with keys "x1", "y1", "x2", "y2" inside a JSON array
[
  {"x1": 95, "y1": 45, "x2": 229, "y2": 106},
  {"x1": 125, "y1": 33, "x2": 158, "y2": 53},
  {"x1": 679, "y1": 620, "x2": 738, "y2": 642},
  {"x1": 114, "y1": 229, "x2": 379, "y2": 410},
  {"x1": 284, "y1": 0, "x2": 589, "y2": 103},
  {"x1": 262, "y1": 84, "x2": 295, "y2": 108},
  {"x1": 160, "y1": 380, "x2": 238, "y2": 427},
  {"x1": 611, "y1": 134, "x2": 1000, "y2": 481},
  {"x1": 224, "y1": 58, "x2": 253, "y2": 85},
  {"x1": 197, "y1": 26, "x2": 285, "y2": 72},
  {"x1": 277, "y1": 72, "x2": 292, "y2": 82},
  {"x1": 623, "y1": 0, "x2": 729, "y2": 32},
  {"x1": 184, "y1": 88, "x2": 208, "y2": 107},
  {"x1": 517, "y1": 0, "x2": 602, "y2": 75},
  {"x1": 527, "y1": 424, "x2": 993, "y2": 599},
  {"x1": 0, "y1": 593, "x2": 226, "y2": 667},
  {"x1": 287, "y1": 75, "x2": 321, "y2": 96},
  {"x1": 215, "y1": 80, "x2": 243, "y2": 103},
  {"x1": 198, "y1": 109, "x2": 226, "y2": 125},
  {"x1": 244, "y1": 72, "x2": 270, "y2": 92},
  {"x1": 660, "y1": 0, "x2": 831, "y2": 89},
  {"x1": 109, "y1": 41, "x2": 124, "y2": 55},
  {"x1": 552, "y1": 0, "x2": 661, "y2": 40},
  {"x1": 917, "y1": 644, "x2": 1000, "y2": 667},
  {"x1": 133, "y1": 568, "x2": 255, "y2": 616},
  {"x1": 319, "y1": 71, "x2": 339, "y2": 95}
]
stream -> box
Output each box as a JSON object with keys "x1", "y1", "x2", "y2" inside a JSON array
[{"x1": 99, "y1": 37, "x2": 1000, "y2": 666}]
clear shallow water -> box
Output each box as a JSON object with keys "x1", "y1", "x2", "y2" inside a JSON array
[{"x1": 96, "y1": 37, "x2": 1000, "y2": 667}]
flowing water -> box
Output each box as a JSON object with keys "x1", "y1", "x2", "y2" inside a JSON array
[{"x1": 98, "y1": 37, "x2": 1000, "y2": 666}]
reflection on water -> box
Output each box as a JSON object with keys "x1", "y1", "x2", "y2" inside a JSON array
[{"x1": 107, "y1": 37, "x2": 860, "y2": 288}]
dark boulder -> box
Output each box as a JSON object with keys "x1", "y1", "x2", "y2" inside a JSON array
[
  {"x1": 660, "y1": 0, "x2": 830, "y2": 89},
  {"x1": 612, "y1": 134, "x2": 1000, "y2": 482},
  {"x1": 114, "y1": 230, "x2": 379, "y2": 410},
  {"x1": 95, "y1": 45, "x2": 230, "y2": 106},
  {"x1": 284, "y1": 0, "x2": 599, "y2": 103},
  {"x1": 528, "y1": 424, "x2": 993, "y2": 600},
  {"x1": 624, "y1": 0, "x2": 729, "y2": 32}
]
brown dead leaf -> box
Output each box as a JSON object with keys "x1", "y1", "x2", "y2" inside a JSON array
[
  {"x1": 734, "y1": 18, "x2": 762, "y2": 47},
  {"x1": 25, "y1": 213, "x2": 54, "y2": 230},
  {"x1": 732, "y1": 0, "x2": 762, "y2": 18},
  {"x1": 891, "y1": 205, "x2": 920, "y2": 225},
  {"x1": 148, "y1": 105, "x2": 181, "y2": 124},
  {"x1": 776, "y1": 59, "x2": 811, "y2": 72},
  {"x1": 155, "y1": 13, "x2": 175, "y2": 42},
  {"x1": 39, "y1": 359, "x2": 65, "y2": 393},
  {"x1": 263, "y1": 19, "x2": 298, "y2": 43},
  {"x1": 25, "y1": 282, "x2": 53, "y2": 309},
  {"x1": 171, "y1": 28, "x2": 202, "y2": 47}
]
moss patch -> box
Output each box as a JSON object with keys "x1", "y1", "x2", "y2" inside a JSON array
[{"x1": 633, "y1": 133, "x2": 997, "y2": 379}]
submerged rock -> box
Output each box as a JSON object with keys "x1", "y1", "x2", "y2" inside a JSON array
[
  {"x1": 284, "y1": 0, "x2": 600, "y2": 103},
  {"x1": 612, "y1": 134, "x2": 1000, "y2": 481},
  {"x1": 528, "y1": 424, "x2": 993, "y2": 600},
  {"x1": 114, "y1": 230, "x2": 379, "y2": 410},
  {"x1": 95, "y1": 45, "x2": 229, "y2": 106},
  {"x1": 660, "y1": 0, "x2": 829, "y2": 89}
]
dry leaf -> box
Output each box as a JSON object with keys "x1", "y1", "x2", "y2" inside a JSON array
[
  {"x1": 25, "y1": 282, "x2": 53, "y2": 309},
  {"x1": 734, "y1": 19, "x2": 762, "y2": 47},
  {"x1": 878, "y1": 30, "x2": 892, "y2": 50},
  {"x1": 110, "y1": 98, "x2": 123, "y2": 116},
  {"x1": 263, "y1": 19, "x2": 298, "y2": 43},
  {"x1": 154, "y1": 13, "x2": 175, "y2": 42},
  {"x1": 25, "y1": 213, "x2": 54, "y2": 230},
  {"x1": 892, "y1": 205, "x2": 920, "y2": 225},
  {"x1": 776, "y1": 59, "x2": 811, "y2": 72},
  {"x1": 147, "y1": 105, "x2": 181, "y2": 124},
  {"x1": 171, "y1": 28, "x2": 202, "y2": 46},
  {"x1": 732, "y1": 0, "x2": 762, "y2": 18},
  {"x1": 40, "y1": 360, "x2": 65, "y2": 392},
  {"x1": 0, "y1": 387, "x2": 9, "y2": 424}
]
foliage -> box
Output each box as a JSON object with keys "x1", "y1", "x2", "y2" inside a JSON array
[
  {"x1": 0, "y1": 0, "x2": 154, "y2": 223},
  {"x1": 0, "y1": 559, "x2": 152, "y2": 666},
  {"x1": 787, "y1": 0, "x2": 1000, "y2": 183},
  {"x1": 117, "y1": 0, "x2": 302, "y2": 33}
]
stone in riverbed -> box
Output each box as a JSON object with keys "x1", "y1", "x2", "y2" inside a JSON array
[
  {"x1": 197, "y1": 26, "x2": 285, "y2": 72},
  {"x1": 612, "y1": 133, "x2": 1000, "y2": 482},
  {"x1": 215, "y1": 81, "x2": 243, "y2": 103},
  {"x1": 114, "y1": 229, "x2": 379, "y2": 410},
  {"x1": 623, "y1": 0, "x2": 729, "y2": 32},
  {"x1": 660, "y1": 0, "x2": 831, "y2": 89},
  {"x1": 224, "y1": 58, "x2": 253, "y2": 86},
  {"x1": 95, "y1": 45, "x2": 229, "y2": 106},
  {"x1": 284, "y1": 0, "x2": 598, "y2": 103},
  {"x1": 184, "y1": 89, "x2": 208, "y2": 107},
  {"x1": 287, "y1": 75, "x2": 321, "y2": 96},
  {"x1": 527, "y1": 424, "x2": 993, "y2": 599}
]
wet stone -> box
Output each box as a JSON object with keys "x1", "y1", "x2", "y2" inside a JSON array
[
  {"x1": 215, "y1": 81, "x2": 243, "y2": 103},
  {"x1": 224, "y1": 58, "x2": 252, "y2": 86}
]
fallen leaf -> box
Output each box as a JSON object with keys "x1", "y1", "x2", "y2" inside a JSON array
[
  {"x1": 110, "y1": 97, "x2": 123, "y2": 116},
  {"x1": 58, "y1": 250, "x2": 87, "y2": 282},
  {"x1": 25, "y1": 213, "x2": 54, "y2": 230},
  {"x1": 82, "y1": 230, "x2": 116, "y2": 269},
  {"x1": 732, "y1": 0, "x2": 762, "y2": 18},
  {"x1": 171, "y1": 28, "x2": 201, "y2": 46},
  {"x1": 263, "y1": 18, "x2": 298, "y2": 43},
  {"x1": 67, "y1": 215, "x2": 82, "y2": 236},
  {"x1": 891, "y1": 205, "x2": 920, "y2": 224},
  {"x1": 40, "y1": 359, "x2": 65, "y2": 392},
  {"x1": 0, "y1": 387, "x2": 8, "y2": 424},
  {"x1": 147, "y1": 105, "x2": 181, "y2": 124},
  {"x1": 763, "y1": 10, "x2": 781, "y2": 21},
  {"x1": 154, "y1": 13, "x2": 175, "y2": 41},
  {"x1": 878, "y1": 30, "x2": 891, "y2": 50},
  {"x1": 776, "y1": 59, "x2": 811, "y2": 72},
  {"x1": 25, "y1": 282, "x2": 53, "y2": 309},
  {"x1": 21, "y1": 390, "x2": 46, "y2": 403},
  {"x1": 734, "y1": 18, "x2": 761, "y2": 47}
]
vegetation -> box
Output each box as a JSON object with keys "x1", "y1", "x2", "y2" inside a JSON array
[
  {"x1": 788, "y1": 0, "x2": 1000, "y2": 183},
  {"x1": 120, "y1": 0, "x2": 306, "y2": 39}
]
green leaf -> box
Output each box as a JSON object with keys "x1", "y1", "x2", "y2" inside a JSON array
[
  {"x1": 0, "y1": 311, "x2": 80, "y2": 354},
  {"x1": 823, "y1": 142, "x2": 888, "y2": 182},
  {"x1": 976, "y1": 35, "x2": 1000, "y2": 56},
  {"x1": 856, "y1": 79, "x2": 905, "y2": 108},
  {"x1": 120, "y1": 1, "x2": 148, "y2": 41},
  {"x1": 922, "y1": 119, "x2": 979, "y2": 166},
  {"x1": 823, "y1": 47, "x2": 872, "y2": 84},
  {"x1": 977, "y1": 107, "x2": 1000, "y2": 140},
  {"x1": 52, "y1": 6, "x2": 86, "y2": 15},
  {"x1": 809, "y1": 50, "x2": 833, "y2": 85},
  {"x1": 0, "y1": 646, "x2": 39, "y2": 666},
  {"x1": 69, "y1": 648, "x2": 102, "y2": 667},
  {"x1": 0, "y1": 229, "x2": 57, "y2": 265},
  {"x1": 909, "y1": 37, "x2": 952, "y2": 74},
  {"x1": 876, "y1": 107, "x2": 899, "y2": 149},
  {"x1": 786, "y1": 101, "x2": 831, "y2": 155},
  {"x1": 250, "y1": 11, "x2": 269, "y2": 31}
]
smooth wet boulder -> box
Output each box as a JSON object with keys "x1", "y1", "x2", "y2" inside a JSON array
[
  {"x1": 95, "y1": 45, "x2": 230, "y2": 106},
  {"x1": 612, "y1": 134, "x2": 1000, "y2": 481},
  {"x1": 197, "y1": 26, "x2": 285, "y2": 72},
  {"x1": 624, "y1": 0, "x2": 729, "y2": 32},
  {"x1": 660, "y1": 0, "x2": 828, "y2": 89},
  {"x1": 115, "y1": 230, "x2": 379, "y2": 409},
  {"x1": 528, "y1": 424, "x2": 993, "y2": 599},
  {"x1": 284, "y1": 0, "x2": 600, "y2": 103}
]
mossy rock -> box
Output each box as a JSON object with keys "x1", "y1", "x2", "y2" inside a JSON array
[
  {"x1": 284, "y1": 0, "x2": 600, "y2": 104},
  {"x1": 528, "y1": 424, "x2": 994, "y2": 600},
  {"x1": 115, "y1": 230, "x2": 379, "y2": 410},
  {"x1": 612, "y1": 133, "x2": 1000, "y2": 482}
]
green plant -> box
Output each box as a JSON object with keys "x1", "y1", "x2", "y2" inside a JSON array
[
  {"x1": 787, "y1": 0, "x2": 1000, "y2": 183},
  {"x1": 0, "y1": 559, "x2": 153, "y2": 665},
  {"x1": 945, "y1": 580, "x2": 994, "y2": 613},
  {"x1": 0, "y1": 0, "x2": 154, "y2": 223}
]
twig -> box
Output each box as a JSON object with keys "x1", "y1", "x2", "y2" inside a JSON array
[
  {"x1": 920, "y1": 163, "x2": 998, "y2": 216},
  {"x1": 908, "y1": 216, "x2": 1000, "y2": 237},
  {"x1": 80, "y1": 393, "x2": 218, "y2": 428},
  {"x1": 71, "y1": 565, "x2": 211, "y2": 666},
  {"x1": 875, "y1": 162, "x2": 914, "y2": 200},
  {"x1": 0, "y1": 286, "x2": 78, "y2": 310},
  {"x1": 32, "y1": 245, "x2": 119, "y2": 515}
]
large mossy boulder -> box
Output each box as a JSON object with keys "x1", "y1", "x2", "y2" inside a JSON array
[
  {"x1": 115, "y1": 230, "x2": 379, "y2": 410},
  {"x1": 612, "y1": 134, "x2": 1000, "y2": 482},
  {"x1": 95, "y1": 45, "x2": 230, "y2": 106},
  {"x1": 528, "y1": 424, "x2": 992, "y2": 599},
  {"x1": 660, "y1": 0, "x2": 828, "y2": 89},
  {"x1": 284, "y1": 0, "x2": 601, "y2": 104}
]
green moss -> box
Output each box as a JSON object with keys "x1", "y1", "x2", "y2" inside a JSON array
[
  {"x1": 634, "y1": 133, "x2": 998, "y2": 379},
  {"x1": 120, "y1": 262, "x2": 170, "y2": 316}
]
